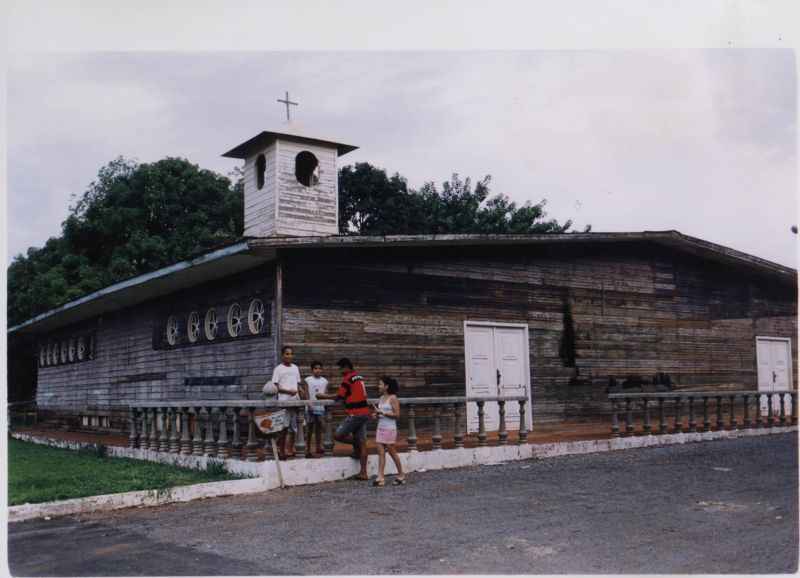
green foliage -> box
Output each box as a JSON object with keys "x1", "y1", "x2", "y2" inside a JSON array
[
  {"x1": 8, "y1": 158, "x2": 582, "y2": 327},
  {"x1": 339, "y1": 162, "x2": 581, "y2": 236},
  {"x1": 8, "y1": 157, "x2": 243, "y2": 326},
  {"x1": 7, "y1": 437, "x2": 239, "y2": 505}
]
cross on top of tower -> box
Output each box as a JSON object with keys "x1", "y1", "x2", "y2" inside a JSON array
[{"x1": 277, "y1": 91, "x2": 298, "y2": 121}]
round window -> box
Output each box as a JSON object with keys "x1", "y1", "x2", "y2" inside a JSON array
[
  {"x1": 205, "y1": 308, "x2": 218, "y2": 341},
  {"x1": 187, "y1": 311, "x2": 201, "y2": 343},
  {"x1": 227, "y1": 303, "x2": 242, "y2": 337},
  {"x1": 77, "y1": 336, "x2": 86, "y2": 361},
  {"x1": 166, "y1": 316, "x2": 179, "y2": 346},
  {"x1": 248, "y1": 299, "x2": 265, "y2": 334},
  {"x1": 295, "y1": 151, "x2": 320, "y2": 187}
]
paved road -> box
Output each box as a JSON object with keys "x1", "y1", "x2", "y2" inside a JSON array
[{"x1": 8, "y1": 433, "x2": 798, "y2": 575}]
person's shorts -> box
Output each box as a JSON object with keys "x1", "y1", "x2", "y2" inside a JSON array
[
  {"x1": 305, "y1": 407, "x2": 325, "y2": 424},
  {"x1": 336, "y1": 415, "x2": 369, "y2": 443},
  {"x1": 376, "y1": 425, "x2": 397, "y2": 445}
]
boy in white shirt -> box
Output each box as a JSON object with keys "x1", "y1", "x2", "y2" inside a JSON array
[
  {"x1": 270, "y1": 345, "x2": 302, "y2": 458},
  {"x1": 303, "y1": 361, "x2": 329, "y2": 457}
]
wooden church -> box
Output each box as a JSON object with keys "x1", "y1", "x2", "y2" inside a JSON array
[{"x1": 9, "y1": 120, "x2": 797, "y2": 432}]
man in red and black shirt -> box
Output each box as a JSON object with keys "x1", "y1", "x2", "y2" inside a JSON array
[{"x1": 318, "y1": 357, "x2": 370, "y2": 480}]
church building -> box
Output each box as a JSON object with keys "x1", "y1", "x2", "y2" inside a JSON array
[{"x1": 9, "y1": 122, "x2": 797, "y2": 433}]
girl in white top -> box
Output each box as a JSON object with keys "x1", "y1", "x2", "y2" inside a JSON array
[{"x1": 372, "y1": 376, "x2": 406, "y2": 487}]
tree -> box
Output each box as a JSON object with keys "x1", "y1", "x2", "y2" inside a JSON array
[
  {"x1": 8, "y1": 157, "x2": 242, "y2": 326},
  {"x1": 339, "y1": 163, "x2": 581, "y2": 236}
]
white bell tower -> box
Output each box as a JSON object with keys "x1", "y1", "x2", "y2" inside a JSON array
[{"x1": 223, "y1": 114, "x2": 357, "y2": 237}]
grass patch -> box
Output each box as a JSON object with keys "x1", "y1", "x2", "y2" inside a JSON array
[{"x1": 8, "y1": 438, "x2": 241, "y2": 506}]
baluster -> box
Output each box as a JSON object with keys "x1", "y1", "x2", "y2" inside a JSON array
[
  {"x1": 623, "y1": 399, "x2": 633, "y2": 436},
  {"x1": 687, "y1": 396, "x2": 696, "y2": 432},
  {"x1": 245, "y1": 407, "x2": 259, "y2": 462},
  {"x1": 611, "y1": 399, "x2": 620, "y2": 437},
  {"x1": 446, "y1": 404, "x2": 455, "y2": 448},
  {"x1": 158, "y1": 407, "x2": 169, "y2": 452},
  {"x1": 518, "y1": 399, "x2": 528, "y2": 444},
  {"x1": 658, "y1": 398, "x2": 667, "y2": 434},
  {"x1": 495, "y1": 401, "x2": 506, "y2": 446},
  {"x1": 169, "y1": 408, "x2": 180, "y2": 453},
  {"x1": 673, "y1": 396, "x2": 682, "y2": 434},
  {"x1": 263, "y1": 430, "x2": 274, "y2": 461},
  {"x1": 323, "y1": 407, "x2": 334, "y2": 456},
  {"x1": 128, "y1": 407, "x2": 138, "y2": 448},
  {"x1": 779, "y1": 392, "x2": 787, "y2": 426},
  {"x1": 203, "y1": 407, "x2": 216, "y2": 456},
  {"x1": 767, "y1": 393, "x2": 774, "y2": 427},
  {"x1": 742, "y1": 395, "x2": 751, "y2": 429},
  {"x1": 191, "y1": 407, "x2": 204, "y2": 456},
  {"x1": 231, "y1": 407, "x2": 242, "y2": 460},
  {"x1": 715, "y1": 396, "x2": 724, "y2": 431},
  {"x1": 432, "y1": 405, "x2": 443, "y2": 449},
  {"x1": 407, "y1": 404, "x2": 418, "y2": 451},
  {"x1": 702, "y1": 396, "x2": 710, "y2": 432},
  {"x1": 295, "y1": 410, "x2": 306, "y2": 458},
  {"x1": 140, "y1": 409, "x2": 148, "y2": 449},
  {"x1": 753, "y1": 394, "x2": 762, "y2": 428},
  {"x1": 454, "y1": 403, "x2": 465, "y2": 448},
  {"x1": 642, "y1": 398, "x2": 652, "y2": 434},
  {"x1": 477, "y1": 401, "x2": 488, "y2": 447},
  {"x1": 148, "y1": 408, "x2": 159, "y2": 450},
  {"x1": 791, "y1": 392, "x2": 798, "y2": 425},
  {"x1": 729, "y1": 395, "x2": 737, "y2": 429},
  {"x1": 217, "y1": 408, "x2": 229, "y2": 459},
  {"x1": 180, "y1": 407, "x2": 192, "y2": 455}
]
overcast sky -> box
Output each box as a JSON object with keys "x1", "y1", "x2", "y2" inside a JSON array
[{"x1": 6, "y1": 49, "x2": 797, "y2": 267}]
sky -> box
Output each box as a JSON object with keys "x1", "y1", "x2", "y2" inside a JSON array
[{"x1": 4, "y1": 16, "x2": 799, "y2": 269}]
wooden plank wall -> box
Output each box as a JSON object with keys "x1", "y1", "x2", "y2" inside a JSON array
[
  {"x1": 243, "y1": 143, "x2": 277, "y2": 237},
  {"x1": 276, "y1": 140, "x2": 338, "y2": 236},
  {"x1": 35, "y1": 265, "x2": 277, "y2": 428},
  {"x1": 281, "y1": 243, "x2": 797, "y2": 424}
]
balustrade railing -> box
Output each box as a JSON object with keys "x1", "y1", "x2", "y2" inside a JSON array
[
  {"x1": 128, "y1": 396, "x2": 529, "y2": 461},
  {"x1": 608, "y1": 390, "x2": 797, "y2": 437}
]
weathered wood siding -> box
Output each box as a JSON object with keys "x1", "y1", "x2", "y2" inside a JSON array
[
  {"x1": 275, "y1": 140, "x2": 338, "y2": 236},
  {"x1": 243, "y1": 143, "x2": 277, "y2": 237},
  {"x1": 36, "y1": 265, "x2": 277, "y2": 428},
  {"x1": 281, "y1": 243, "x2": 797, "y2": 424}
]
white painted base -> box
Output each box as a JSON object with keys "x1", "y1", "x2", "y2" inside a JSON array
[{"x1": 10, "y1": 426, "x2": 796, "y2": 522}]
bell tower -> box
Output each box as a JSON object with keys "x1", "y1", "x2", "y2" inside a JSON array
[{"x1": 223, "y1": 123, "x2": 357, "y2": 237}]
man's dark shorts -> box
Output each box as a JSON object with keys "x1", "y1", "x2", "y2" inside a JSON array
[{"x1": 336, "y1": 415, "x2": 369, "y2": 444}]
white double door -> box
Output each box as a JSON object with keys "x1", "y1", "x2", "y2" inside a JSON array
[
  {"x1": 465, "y1": 323, "x2": 532, "y2": 433},
  {"x1": 756, "y1": 337, "x2": 793, "y2": 416}
]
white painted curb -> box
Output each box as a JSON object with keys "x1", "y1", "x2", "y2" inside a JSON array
[{"x1": 10, "y1": 426, "x2": 795, "y2": 522}]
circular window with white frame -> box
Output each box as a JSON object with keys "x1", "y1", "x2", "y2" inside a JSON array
[
  {"x1": 166, "y1": 315, "x2": 180, "y2": 346},
  {"x1": 227, "y1": 303, "x2": 243, "y2": 337},
  {"x1": 187, "y1": 311, "x2": 201, "y2": 343},
  {"x1": 247, "y1": 299, "x2": 265, "y2": 334},
  {"x1": 205, "y1": 308, "x2": 218, "y2": 341}
]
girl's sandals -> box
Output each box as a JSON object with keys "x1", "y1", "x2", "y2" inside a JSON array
[
  {"x1": 371, "y1": 478, "x2": 385, "y2": 487},
  {"x1": 392, "y1": 478, "x2": 407, "y2": 485}
]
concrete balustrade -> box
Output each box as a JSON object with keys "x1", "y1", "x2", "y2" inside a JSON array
[
  {"x1": 608, "y1": 390, "x2": 797, "y2": 437},
  {"x1": 128, "y1": 396, "x2": 529, "y2": 461}
]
